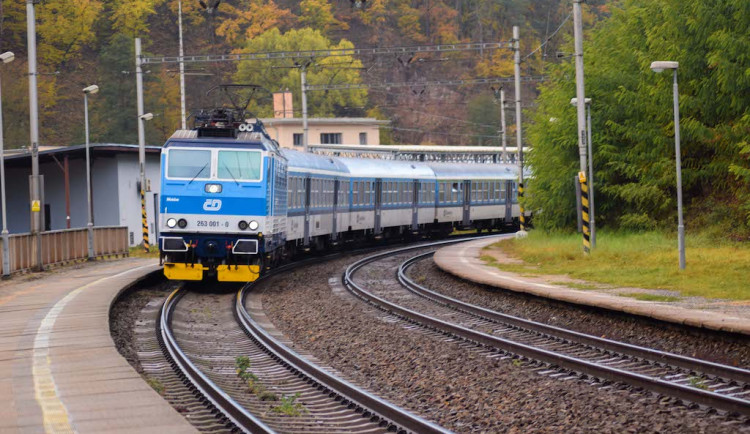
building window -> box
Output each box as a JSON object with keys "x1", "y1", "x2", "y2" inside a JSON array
[
  {"x1": 320, "y1": 133, "x2": 342, "y2": 144},
  {"x1": 359, "y1": 132, "x2": 368, "y2": 145},
  {"x1": 293, "y1": 133, "x2": 303, "y2": 147}
]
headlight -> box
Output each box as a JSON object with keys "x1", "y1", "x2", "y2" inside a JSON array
[
  {"x1": 166, "y1": 218, "x2": 177, "y2": 228},
  {"x1": 177, "y1": 219, "x2": 188, "y2": 228},
  {"x1": 205, "y1": 183, "x2": 222, "y2": 194},
  {"x1": 248, "y1": 220, "x2": 259, "y2": 231},
  {"x1": 238, "y1": 221, "x2": 248, "y2": 230}
]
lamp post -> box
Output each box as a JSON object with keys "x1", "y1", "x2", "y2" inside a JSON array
[
  {"x1": 650, "y1": 60, "x2": 685, "y2": 270},
  {"x1": 178, "y1": 0, "x2": 186, "y2": 129},
  {"x1": 83, "y1": 85, "x2": 99, "y2": 259},
  {"x1": 570, "y1": 97, "x2": 595, "y2": 248},
  {"x1": 139, "y1": 112, "x2": 154, "y2": 252},
  {"x1": 0, "y1": 51, "x2": 14, "y2": 277}
]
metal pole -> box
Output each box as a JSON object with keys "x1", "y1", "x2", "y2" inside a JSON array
[
  {"x1": 27, "y1": 0, "x2": 42, "y2": 270},
  {"x1": 673, "y1": 70, "x2": 685, "y2": 269},
  {"x1": 84, "y1": 93, "x2": 94, "y2": 259},
  {"x1": 500, "y1": 88, "x2": 507, "y2": 163},
  {"x1": 301, "y1": 66, "x2": 309, "y2": 153},
  {"x1": 587, "y1": 102, "x2": 595, "y2": 248},
  {"x1": 0, "y1": 67, "x2": 9, "y2": 276},
  {"x1": 513, "y1": 26, "x2": 525, "y2": 234},
  {"x1": 135, "y1": 38, "x2": 150, "y2": 252},
  {"x1": 178, "y1": 0, "x2": 187, "y2": 130},
  {"x1": 573, "y1": 0, "x2": 588, "y2": 174}
]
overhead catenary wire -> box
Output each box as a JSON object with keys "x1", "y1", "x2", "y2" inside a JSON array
[{"x1": 523, "y1": 12, "x2": 572, "y2": 62}]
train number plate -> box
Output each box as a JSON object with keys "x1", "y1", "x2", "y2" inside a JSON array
[{"x1": 196, "y1": 220, "x2": 230, "y2": 228}]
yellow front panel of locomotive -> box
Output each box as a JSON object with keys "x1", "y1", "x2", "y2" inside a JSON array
[{"x1": 216, "y1": 265, "x2": 261, "y2": 282}]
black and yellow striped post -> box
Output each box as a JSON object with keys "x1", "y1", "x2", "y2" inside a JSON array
[
  {"x1": 141, "y1": 186, "x2": 150, "y2": 253},
  {"x1": 518, "y1": 182, "x2": 526, "y2": 231},
  {"x1": 579, "y1": 171, "x2": 591, "y2": 254}
]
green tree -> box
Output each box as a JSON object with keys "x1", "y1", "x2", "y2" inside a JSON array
[
  {"x1": 299, "y1": 0, "x2": 347, "y2": 35},
  {"x1": 234, "y1": 28, "x2": 367, "y2": 118},
  {"x1": 526, "y1": 0, "x2": 750, "y2": 236}
]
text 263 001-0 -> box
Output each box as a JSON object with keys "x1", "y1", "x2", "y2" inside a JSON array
[{"x1": 196, "y1": 220, "x2": 230, "y2": 228}]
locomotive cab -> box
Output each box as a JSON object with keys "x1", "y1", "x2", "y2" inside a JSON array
[{"x1": 159, "y1": 110, "x2": 287, "y2": 282}]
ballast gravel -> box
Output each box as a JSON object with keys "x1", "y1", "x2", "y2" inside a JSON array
[
  {"x1": 408, "y1": 258, "x2": 750, "y2": 368},
  {"x1": 260, "y1": 251, "x2": 745, "y2": 433}
]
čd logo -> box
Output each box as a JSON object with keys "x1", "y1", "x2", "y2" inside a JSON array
[{"x1": 203, "y1": 199, "x2": 222, "y2": 211}]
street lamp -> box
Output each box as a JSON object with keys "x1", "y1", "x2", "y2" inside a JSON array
[
  {"x1": 138, "y1": 112, "x2": 153, "y2": 252},
  {"x1": 83, "y1": 85, "x2": 99, "y2": 260},
  {"x1": 570, "y1": 97, "x2": 595, "y2": 248},
  {"x1": 650, "y1": 60, "x2": 685, "y2": 270},
  {"x1": 1, "y1": 51, "x2": 14, "y2": 276}
]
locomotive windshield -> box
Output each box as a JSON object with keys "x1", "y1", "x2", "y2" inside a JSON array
[
  {"x1": 168, "y1": 149, "x2": 211, "y2": 179},
  {"x1": 218, "y1": 150, "x2": 262, "y2": 181}
]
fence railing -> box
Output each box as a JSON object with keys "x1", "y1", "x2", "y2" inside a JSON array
[{"x1": 0, "y1": 226, "x2": 129, "y2": 275}]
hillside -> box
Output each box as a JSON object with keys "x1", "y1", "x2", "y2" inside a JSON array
[{"x1": 0, "y1": 0, "x2": 609, "y2": 148}]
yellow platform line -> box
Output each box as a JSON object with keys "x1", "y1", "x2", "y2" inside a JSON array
[{"x1": 32, "y1": 265, "x2": 151, "y2": 433}]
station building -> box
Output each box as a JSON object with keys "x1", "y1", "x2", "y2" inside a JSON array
[
  {"x1": 3, "y1": 144, "x2": 161, "y2": 246},
  {"x1": 261, "y1": 90, "x2": 389, "y2": 149}
]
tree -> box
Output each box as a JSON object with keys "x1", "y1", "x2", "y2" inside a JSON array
[
  {"x1": 299, "y1": 0, "x2": 347, "y2": 35},
  {"x1": 215, "y1": 0, "x2": 294, "y2": 45},
  {"x1": 234, "y1": 28, "x2": 367, "y2": 118},
  {"x1": 526, "y1": 0, "x2": 750, "y2": 237}
]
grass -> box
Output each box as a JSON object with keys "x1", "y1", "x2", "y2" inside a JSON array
[
  {"x1": 145, "y1": 377, "x2": 165, "y2": 396},
  {"x1": 271, "y1": 393, "x2": 307, "y2": 416},
  {"x1": 619, "y1": 293, "x2": 681, "y2": 303},
  {"x1": 484, "y1": 231, "x2": 750, "y2": 300},
  {"x1": 128, "y1": 246, "x2": 159, "y2": 259}
]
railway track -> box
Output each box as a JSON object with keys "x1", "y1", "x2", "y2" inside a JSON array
[
  {"x1": 342, "y1": 240, "x2": 750, "y2": 419},
  {"x1": 157, "y1": 257, "x2": 451, "y2": 433}
]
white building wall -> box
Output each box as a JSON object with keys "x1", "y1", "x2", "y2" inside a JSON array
[{"x1": 116, "y1": 153, "x2": 161, "y2": 247}]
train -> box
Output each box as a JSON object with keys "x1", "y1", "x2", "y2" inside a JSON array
[{"x1": 158, "y1": 108, "x2": 525, "y2": 282}]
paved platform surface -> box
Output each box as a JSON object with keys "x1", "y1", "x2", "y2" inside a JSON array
[
  {"x1": 434, "y1": 235, "x2": 750, "y2": 336},
  {"x1": 0, "y1": 258, "x2": 197, "y2": 433}
]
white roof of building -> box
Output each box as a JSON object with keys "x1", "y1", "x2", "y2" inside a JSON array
[{"x1": 261, "y1": 117, "x2": 390, "y2": 126}]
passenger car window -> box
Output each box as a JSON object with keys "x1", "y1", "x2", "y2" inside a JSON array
[
  {"x1": 167, "y1": 149, "x2": 211, "y2": 179},
  {"x1": 218, "y1": 151, "x2": 262, "y2": 181}
]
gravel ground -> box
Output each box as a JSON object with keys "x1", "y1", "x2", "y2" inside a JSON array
[
  {"x1": 409, "y1": 257, "x2": 750, "y2": 368},
  {"x1": 260, "y1": 251, "x2": 747, "y2": 433},
  {"x1": 110, "y1": 278, "x2": 181, "y2": 373}
]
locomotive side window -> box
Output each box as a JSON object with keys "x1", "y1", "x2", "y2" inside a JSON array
[
  {"x1": 167, "y1": 149, "x2": 211, "y2": 179},
  {"x1": 218, "y1": 151, "x2": 262, "y2": 181}
]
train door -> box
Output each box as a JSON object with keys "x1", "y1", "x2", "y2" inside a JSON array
[
  {"x1": 411, "y1": 179, "x2": 419, "y2": 231},
  {"x1": 504, "y1": 180, "x2": 513, "y2": 222},
  {"x1": 304, "y1": 176, "x2": 311, "y2": 247},
  {"x1": 332, "y1": 179, "x2": 339, "y2": 242},
  {"x1": 462, "y1": 180, "x2": 471, "y2": 227},
  {"x1": 374, "y1": 179, "x2": 382, "y2": 236}
]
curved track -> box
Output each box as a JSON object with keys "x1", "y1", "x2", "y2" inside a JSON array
[
  {"x1": 342, "y1": 241, "x2": 750, "y2": 418},
  {"x1": 158, "y1": 252, "x2": 452, "y2": 433}
]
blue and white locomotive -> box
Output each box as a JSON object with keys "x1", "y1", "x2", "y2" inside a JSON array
[{"x1": 158, "y1": 108, "x2": 524, "y2": 282}]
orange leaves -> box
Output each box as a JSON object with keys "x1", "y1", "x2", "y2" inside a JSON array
[{"x1": 214, "y1": 0, "x2": 293, "y2": 45}]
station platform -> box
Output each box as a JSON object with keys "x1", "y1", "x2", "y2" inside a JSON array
[
  {"x1": 0, "y1": 258, "x2": 196, "y2": 433},
  {"x1": 434, "y1": 236, "x2": 750, "y2": 336}
]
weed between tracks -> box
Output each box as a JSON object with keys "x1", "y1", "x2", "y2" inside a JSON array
[
  {"x1": 271, "y1": 393, "x2": 307, "y2": 417},
  {"x1": 235, "y1": 356, "x2": 279, "y2": 402},
  {"x1": 235, "y1": 356, "x2": 308, "y2": 415}
]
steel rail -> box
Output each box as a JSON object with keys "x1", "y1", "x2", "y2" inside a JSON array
[
  {"x1": 237, "y1": 278, "x2": 450, "y2": 434},
  {"x1": 342, "y1": 241, "x2": 750, "y2": 417},
  {"x1": 159, "y1": 288, "x2": 274, "y2": 434},
  {"x1": 399, "y1": 251, "x2": 750, "y2": 385}
]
